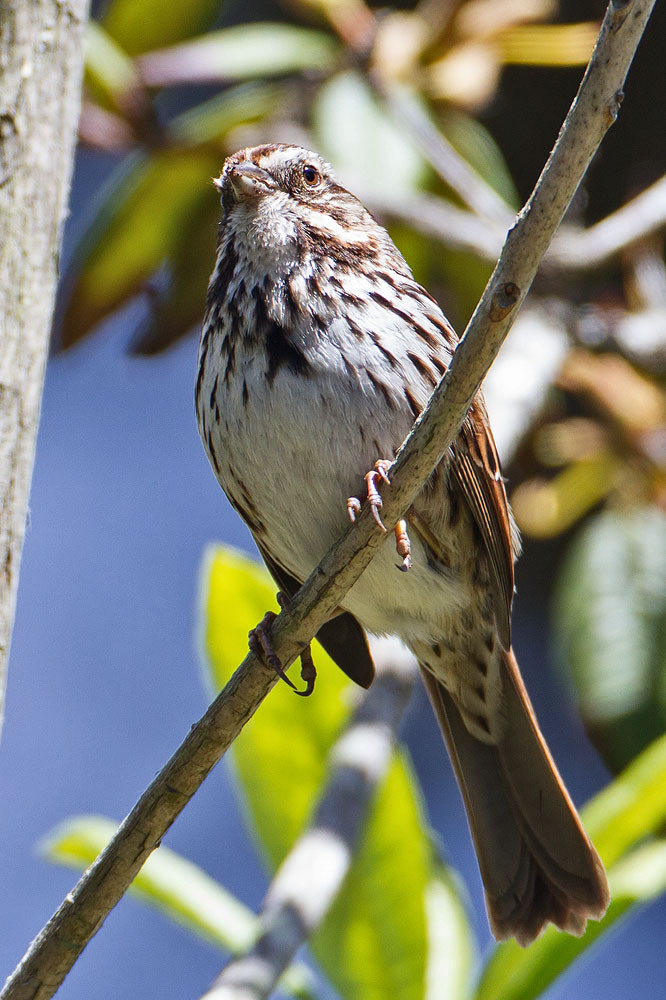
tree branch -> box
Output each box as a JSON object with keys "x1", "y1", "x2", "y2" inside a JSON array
[
  {"x1": 200, "y1": 641, "x2": 416, "y2": 1000},
  {"x1": 551, "y1": 171, "x2": 666, "y2": 269},
  {"x1": 1, "y1": 2, "x2": 655, "y2": 997},
  {"x1": 0, "y1": 1, "x2": 89, "y2": 738}
]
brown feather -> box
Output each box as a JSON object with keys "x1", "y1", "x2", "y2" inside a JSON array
[
  {"x1": 420, "y1": 652, "x2": 609, "y2": 945},
  {"x1": 449, "y1": 397, "x2": 516, "y2": 649}
]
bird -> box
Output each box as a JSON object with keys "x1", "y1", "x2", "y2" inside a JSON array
[{"x1": 195, "y1": 142, "x2": 610, "y2": 945}]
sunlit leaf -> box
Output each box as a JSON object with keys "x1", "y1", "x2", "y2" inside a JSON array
[
  {"x1": 41, "y1": 815, "x2": 316, "y2": 999},
  {"x1": 554, "y1": 506, "x2": 666, "y2": 770},
  {"x1": 200, "y1": 545, "x2": 437, "y2": 1000},
  {"x1": 312, "y1": 756, "x2": 430, "y2": 1000},
  {"x1": 85, "y1": 21, "x2": 139, "y2": 111},
  {"x1": 313, "y1": 72, "x2": 429, "y2": 195},
  {"x1": 511, "y1": 455, "x2": 620, "y2": 539},
  {"x1": 137, "y1": 24, "x2": 339, "y2": 87},
  {"x1": 103, "y1": 0, "x2": 221, "y2": 56},
  {"x1": 476, "y1": 731, "x2": 666, "y2": 1000},
  {"x1": 583, "y1": 732, "x2": 666, "y2": 868},
  {"x1": 425, "y1": 863, "x2": 477, "y2": 1000},
  {"x1": 497, "y1": 23, "x2": 598, "y2": 67}
]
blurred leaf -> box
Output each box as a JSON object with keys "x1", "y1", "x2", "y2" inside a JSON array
[
  {"x1": 200, "y1": 545, "x2": 439, "y2": 1000},
  {"x1": 103, "y1": 0, "x2": 221, "y2": 56},
  {"x1": 312, "y1": 756, "x2": 431, "y2": 1000},
  {"x1": 138, "y1": 24, "x2": 339, "y2": 87},
  {"x1": 477, "y1": 731, "x2": 666, "y2": 1000},
  {"x1": 425, "y1": 863, "x2": 477, "y2": 1000},
  {"x1": 554, "y1": 506, "x2": 666, "y2": 770},
  {"x1": 61, "y1": 150, "x2": 219, "y2": 348},
  {"x1": 583, "y1": 731, "x2": 666, "y2": 866},
  {"x1": 201, "y1": 544, "x2": 356, "y2": 860},
  {"x1": 85, "y1": 21, "x2": 139, "y2": 111},
  {"x1": 171, "y1": 82, "x2": 287, "y2": 146},
  {"x1": 497, "y1": 22, "x2": 598, "y2": 67},
  {"x1": 476, "y1": 840, "x2": 666, "y2": 1000},
  {"x1": 439, "y1": 110, "x2": 519, "y2": 208},
  {"x1": 511, "y1": 455, "x2": 620, "y2": 539},
  {"x1": 313, "y1": 72, "x2": 430, "y2": 195},
  {"x1": 129, "y1": 189, "x2": 216, "y2": 353},
  {"x1": 41, "y1": 815, "x2": 316, "y2": 999}
]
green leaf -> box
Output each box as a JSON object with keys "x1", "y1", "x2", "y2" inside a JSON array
[
  {"x1": 425, "y1": 863, "x2": 477, "y2": 1000},
  {"x1": 554, "y1": 506, "x2": 666, "y2": 770},
  {"x1": 137, "y1": 24, "x2": 339, "y2": 87},
  {"x1": 85, "y1": 21, "x2": 139, "y2": 111},
  {"x1": 313, "y1": 72, "x2": 430, "y2": 195},
  {"x1": 129, "y1": 187, "x2": 216, "y2": 353},
  {"x1": 102, "y1": 0, "x2": 221, "y2": 56},
  {"x1": 475, "y1": 839, "x2": 666, "y2": 1000},
  {"x1": 200, "y1": 545, "x2": 439, "y2": 1000},
  {"x1": 41, "y1": 815, "x2": 316, "y2": 999},
  {"x1": 61, "y1": 149, "x2": 220, "y2": 347},
  {"x1": 311, "y1": 756, "x2": 430, "y2": 1000},
  {"x1": 582, "y1": 731, "x2": 666, "y2": 867},
  {"x1": 438, "y1": 109, "x2": 519, "y2": 209},
  {"x1": 201, "y1": 545, "x2": 359, "y2": 863},
  {"x1": 476, "y1": 732, "x2": 666, "y2": 1000},
  {"x1": 170, "y1": 82, "x2": 286, "y2": 146}
]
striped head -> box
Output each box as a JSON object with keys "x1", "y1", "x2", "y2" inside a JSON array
[{"x1": 212, "y1": 143, "x2": 401, "y2": 269}]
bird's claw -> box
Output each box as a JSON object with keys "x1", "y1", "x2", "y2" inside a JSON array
[
  {"x1": 395, "y1": 519, "x2": 412, "y2": 572},
  {"x1": 248, "y1": 593, "x2": 317, "y2": 696},
  {"x1": 346, "y1": 460, "x2": 412, "y2": 568}
]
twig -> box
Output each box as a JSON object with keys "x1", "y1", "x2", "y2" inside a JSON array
[
  {"x1": 1, "y1": 2, "x2": 655, "y2": 998},
  {"x1": 363, "y1": 173, "x2": 666, "y2": 274},
  {"x1": 375, "y1": 83, "x2": 516, "y2": 225},
  {"x1": 200, "y1": 641, "x2": 416, "y2": 1000},
  {"x1": 551, "y1": 172, "x2": 666, "y2": 269}
]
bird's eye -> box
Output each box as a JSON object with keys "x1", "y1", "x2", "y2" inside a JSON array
[{"x1": 302, "y1": 164, "x2": 321, "y2": 186}]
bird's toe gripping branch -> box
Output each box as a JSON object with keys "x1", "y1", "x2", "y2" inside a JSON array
[
  {"x1": 248, "y1": 592, "x2": 317, "y2": 697},
  {"x1": 347, "y1": 460, "x2": 411, "y2": 571}
]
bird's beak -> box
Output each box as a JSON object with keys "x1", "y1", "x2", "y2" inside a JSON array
[{"x1": 223, "y1": 162, "x2": 276, "y2": 201}]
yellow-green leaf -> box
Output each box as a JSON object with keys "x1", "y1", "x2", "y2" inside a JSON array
[
  {"x1": 103, "y1": 0, "x2": 221, "y2": 56},
  {"x1": 41, "y1": 814, "x2": 316, "y2": 999},
  {"x1": 200, "y1": 545, "x2": 438, "y2": 1000}
]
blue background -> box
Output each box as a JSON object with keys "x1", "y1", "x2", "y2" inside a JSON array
[{"x1": 1, "y1": 148, "x2": 664, "y2": 999}]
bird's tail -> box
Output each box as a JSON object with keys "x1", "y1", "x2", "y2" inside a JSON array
[{"x1": 418, "y1": 648, "x2": 609, "y2": 946}]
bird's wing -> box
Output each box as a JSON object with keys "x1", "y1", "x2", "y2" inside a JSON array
[
  {"x1": 448, "y1": 396, "x2": 516, "y2": 649},
  {"x1": 253, "y1": 535, "x2": 375, "y2": 688}
]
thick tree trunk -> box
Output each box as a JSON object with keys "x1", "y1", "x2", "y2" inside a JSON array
[{"x1": 0, "y1": 0, "x2": 89, "y2": 736}]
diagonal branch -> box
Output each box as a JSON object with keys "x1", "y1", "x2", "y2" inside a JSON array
[
  {"x1": 1, "y1": 2, "x2": 656, "y2": 998},
  {"x1": 199, "y1": 641, "x2": 416, "y2": 1000}
]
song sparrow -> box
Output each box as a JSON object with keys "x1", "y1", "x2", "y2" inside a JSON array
[{"x1": 196, "y1": 143, "x2": 609, "y2": 945}]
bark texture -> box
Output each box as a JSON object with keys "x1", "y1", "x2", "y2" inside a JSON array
[{"x1": 0, "y1": 0, "x2": 89, "y2": 734}]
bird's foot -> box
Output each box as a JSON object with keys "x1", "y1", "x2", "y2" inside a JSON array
[
  {"x1": 347, "y1": 460, "x2": 412, "y2": 570},
  {"x1": 248, "y1": 592, "x2": 317, "y2": 696}
]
